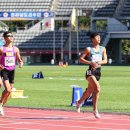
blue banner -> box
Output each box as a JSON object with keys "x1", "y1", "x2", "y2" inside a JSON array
[{"x1": 0, "y1": 12, "x2": 55, "y2": 20}]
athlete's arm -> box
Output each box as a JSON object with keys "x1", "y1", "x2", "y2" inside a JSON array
[
  {"x1": 79, "y1": 48, "x2": 91, "y2": 65},
  {"x1": 15, "y1": 47, "x2": 23, "y2": 68},
  {"x1": 0, "y1": 47, "x2": 3, "y2": 55},
  {"x1": 98, "y1": 47, "x2": 107, "y2": 65},
  {"x1": 0, "y1": 47, "x2": 4, "y2": 70}
]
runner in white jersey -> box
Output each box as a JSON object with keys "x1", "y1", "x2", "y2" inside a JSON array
[{"x1": 76, "y1": 32, "x2": 107, "y2": 118}]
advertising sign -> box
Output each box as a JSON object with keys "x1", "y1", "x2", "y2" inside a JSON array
[{"x1": 0, "y1": 12, "x2": 55, "y2": 20}]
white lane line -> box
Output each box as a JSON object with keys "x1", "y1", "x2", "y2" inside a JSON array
[
  {"x1": 48, "y1": 77, "x2": 85, "y2": 81},
  {"x1": 2, "y1": 114, "x2": 130, "y2": 128},
  {"x1": 0, "y1": 126, "x2": 41, "y2": 130},
  {"x1": 30, "y1": 123, "x2": 129, "y2": 130},
  {"x1": 6, "y1": 109, "x2": 130, "y2": 122},
  {"x1": 0, "y1": 121, "x2": 128, "y2": 130},
  {"x1": 4, "y1": 109, "x2": 130, "y2": 128}
]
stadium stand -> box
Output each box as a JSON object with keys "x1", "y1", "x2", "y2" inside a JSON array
[
  {"x1": 0, "y1": 0, "x2": 53, "y2": 11},
  {"x1": 120, "y1": 0, "x2": 130, "y2": 16},
  {"x1": 56, "y1": 0, "x2": 120, "y2": 17},
  {"x1": 14, "y1": 30, "x2": 69, "y2": 50},
  {"x1": 14, "y1": 29, "x2": 104, "y2": 51},
  {"x1": 71, "y1": 30, "x2": 91, "y2": 50}
]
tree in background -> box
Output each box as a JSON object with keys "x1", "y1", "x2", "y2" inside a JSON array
[
  {"x1": 78, "y1": 16, "x2": 90, "y2": 30},
  {"x1": 122, "y1": 40, "x2": 130, "y2": 63}
]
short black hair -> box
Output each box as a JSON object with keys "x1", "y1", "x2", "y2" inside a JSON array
[
  {"x1": 90, "y1": 32, "x2": 100, "y2": 39},
  {"x1": 3, "y1": 31, "x2": 12, "y2": 37}
]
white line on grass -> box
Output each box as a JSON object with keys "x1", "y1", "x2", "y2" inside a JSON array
[{"x1": 48, "y1": 77, "x2": 85, "y2": 81}]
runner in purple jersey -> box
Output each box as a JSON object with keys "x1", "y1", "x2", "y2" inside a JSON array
[{"x1": 0, "y1": 31, "x2": 23, "y2": 116}]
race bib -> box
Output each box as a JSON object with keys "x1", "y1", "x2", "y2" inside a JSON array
[
  {"x1": 92, "y1": 54, "x2": 102, "y2": 62},
  {"x1": 5, "y1": 57, "x2": 15, "y2": 66},
  {"x1": 87, "y1": 70, "x2": 92, "y2": 75}
]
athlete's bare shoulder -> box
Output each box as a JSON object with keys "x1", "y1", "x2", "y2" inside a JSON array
[
  {"x1": 13, "y1": 46, "x2": 19, "y2": 52},
  {"x1": 102, "y1": 46, "x2": 106, "y2": 52},
  {"x1": 80, "y1": 47, "x2": 91, "y2": 59},
  {"x1": 86, "y1": 46, "x2": 91, "y2": 51},
  {"x1": 84, "y1": 46, "x2": 91, "y2": 55}
]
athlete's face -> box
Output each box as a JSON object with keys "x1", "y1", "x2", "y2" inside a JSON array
[
  {"x1": 92, "y1": 35, "x2": 100, "y2": 45},
  {"x1": 4, "y1": 33, "x2": 14, "y2": 44}
]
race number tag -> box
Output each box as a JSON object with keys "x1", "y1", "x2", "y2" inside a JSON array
[
  {"x1": 87, "y1": 70, "x2": 92, "y2": 75},
  {"x1": 92, "y1": 54, "x2": 102, "y2": 62},
  {"x1": 5, "y1": 57, "x2": 15, "y2": 66}
]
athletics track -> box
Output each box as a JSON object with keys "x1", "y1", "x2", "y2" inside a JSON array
[{"x1": 0, "y1": 107, "x2": 130, "y2": 130}]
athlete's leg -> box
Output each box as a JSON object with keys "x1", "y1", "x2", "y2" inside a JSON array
[
  {"x1": 87, "y1": 76, "x2": 100, "y2": 118},
  {"x1": 77, "y1": 83, "x2": 94, "y2": 105},
  {"x1": 3, "y1": 83, "x2": 13, "y2": 105},
  {"x1": 76, "y1": 80, "x2": 94, "y2": 112},
  {"x1": 0, "y1": 80, "x2": 12, "y2": 116},
  {"x1": 1, "y1": 69, "x2": 15, "y2": 105},
  {"x1": 0, "y1": 77, "x2": 3, "y2": 89},
  {"x1": 92, "y1": 82, "x2": 100, "y2": 112},
  {"x1": 0, "y1": 80, "x2": 12, "y2": 105}
]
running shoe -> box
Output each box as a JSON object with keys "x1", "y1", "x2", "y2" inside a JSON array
[
  {"x1": 76, "y1": 101, "x2": 80, "y2": 113},
  {"x1": 0, "y1": 103, "x2": 4, "y2": 116},
  {"x1": 93, "y1": 110, "x2": 100, "y2": 119}
]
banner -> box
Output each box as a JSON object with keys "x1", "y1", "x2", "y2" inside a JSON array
[{"x1": 0, "y1": 12, "x2": 55, "y2": 20}]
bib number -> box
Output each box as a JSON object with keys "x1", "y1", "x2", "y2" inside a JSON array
[
  {"x1": 92, "y1": 54, "x2": 102, "y2": 62},
  {"x1": 5, "y1": 57, "x2": 15, "y2": 66},
  {"x1": 87, "y1": 70, "x2": 92, "y2": 75}
]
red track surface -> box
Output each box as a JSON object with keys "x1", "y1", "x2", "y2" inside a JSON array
[{"x1": 0, "y1": 107, "x2": 130, "y2": 130}]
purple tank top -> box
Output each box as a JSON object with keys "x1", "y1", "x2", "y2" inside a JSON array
[{"x1": 1, "y1": 46, "x2": 16, "y2": 70}]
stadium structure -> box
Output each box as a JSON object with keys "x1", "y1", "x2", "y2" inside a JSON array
[{"x1": 0, "y1": 0, "x2": 130, "y2": 64}]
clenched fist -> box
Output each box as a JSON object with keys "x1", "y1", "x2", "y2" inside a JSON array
[{"x1": 90, "y1": 62, "x2": 101, "y2": 70}]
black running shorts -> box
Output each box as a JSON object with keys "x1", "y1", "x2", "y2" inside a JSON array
[
  {"x1": 1, "y1": 69, "x2": 15, "y2": 83},
  {"x1": 86, "y1": 67, "x2": 101, "y2": 81}
]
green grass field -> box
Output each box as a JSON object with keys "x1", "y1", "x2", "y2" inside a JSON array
[{"x1": 6, "y1": 65, "x2": 130, "y2": 114}]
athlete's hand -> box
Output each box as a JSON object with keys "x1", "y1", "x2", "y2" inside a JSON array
[
  {"x1": 90, "y1": 62, "x2": 101, "y2": 70},
  {"x1": 0, "y1": 64, "x2": 4, "y2": 70},
  {"x1": 19, "y1": 62, "x2": 23, "y2": 68}
]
